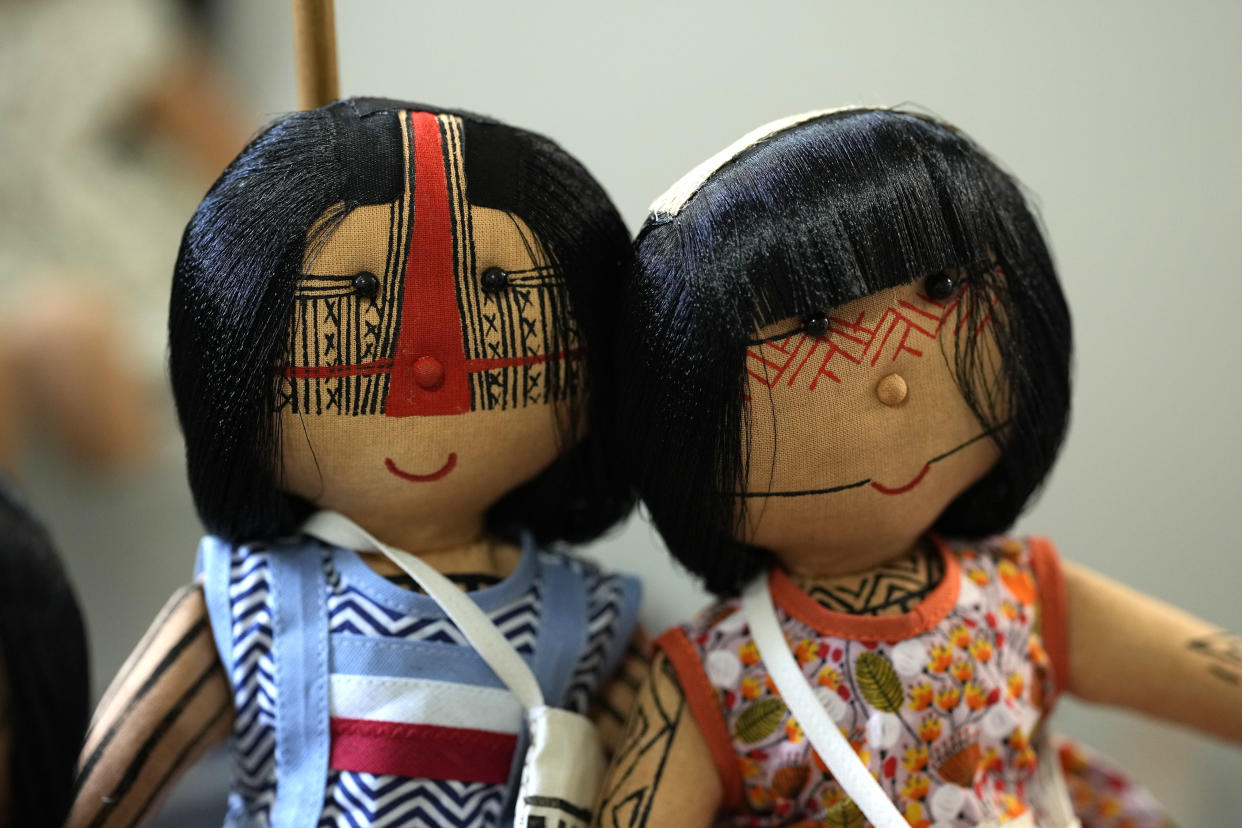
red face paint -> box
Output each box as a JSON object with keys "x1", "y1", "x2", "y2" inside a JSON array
[
  {"x1": 385, "y1": 111, "x2": 472, "y2": 417},
  {"x1": 279, "y1": 110, "x2": 581, "y2": 419},
  {"x1": 745, "y1": 283, "x2": 996, "y2": 394}
]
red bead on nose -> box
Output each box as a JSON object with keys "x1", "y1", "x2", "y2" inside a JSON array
[{"x1": 412, "y1": 356, "x2": 445, "y2": 390}]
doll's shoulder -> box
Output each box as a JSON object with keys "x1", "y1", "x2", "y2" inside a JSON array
[
  {"x1": 535, "y1": 547, "x2": 642, "y2": 608},
  {"x1": 684, "y1": 597, "x2": 746, "y2": 638},
  {"x1": 653, "y1": 596, "x2": 749, "y2": 672},
  {"x1": 942, "y1": 534, "x2": 1062, "y2": 600},
  {"x1": 193, "y1": 534, "x2": 325, "y2": 662},
  {"x1": 194, "y1": 534, "x2": 323, "y2": 591},
  {"x1": 534, "y1": 547, "x2": 643, "y2": 665},
  {"x1": 535, "y1": 548, "x2": 644, "y2": 710},
  {"x1": 942, "y1": 535, "x2": 1068, "y2": 668}
]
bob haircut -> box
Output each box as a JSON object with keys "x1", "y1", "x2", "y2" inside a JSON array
[
  {"x1": 0, "y1": 478, "x2": 89, "y2": 826},
  {"x1": 171, "y1": 97, "x2": 632, "y2": 545},
  {"x1": 620, "y1": 108, "x2": 1072, "y2": 596}
]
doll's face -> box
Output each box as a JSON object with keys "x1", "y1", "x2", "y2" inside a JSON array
[
  {"x1": 277, "y1": 111, "x2": 579, "y2": 547},
  {"x1": 740, "y1": 273, "x2": 1003, "y2": 573}
]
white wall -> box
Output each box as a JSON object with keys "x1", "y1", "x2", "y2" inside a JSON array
[{"x1": 33, "y1": 1, "x2": 1242, "y2": 824}]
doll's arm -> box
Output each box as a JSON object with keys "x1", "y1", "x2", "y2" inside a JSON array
[
  {"x1": 592, "y1": 652, "x2": 721, "y2": 827},
  {"x1": 1064, "y1": 561, "x2": 1242, "y2": 744},
  {"x1": 68, "y1": 582, "x2": 233, "y2": 828},
  {"x1": 590, "y1": 628, "x2": 651, "y2": 757}
]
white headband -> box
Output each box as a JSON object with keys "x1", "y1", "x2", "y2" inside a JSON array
[{"x1": 647, "y1": 106, "x2": 862, "y2": 221}]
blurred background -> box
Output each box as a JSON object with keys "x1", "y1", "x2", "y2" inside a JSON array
[{"x1": 1, "y1": 0, "x2": 1239, "y2": 824}]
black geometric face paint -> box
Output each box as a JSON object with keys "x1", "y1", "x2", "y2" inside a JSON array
[{"x1": 276, "y1": 111, "x2": 580, "y2": 418}]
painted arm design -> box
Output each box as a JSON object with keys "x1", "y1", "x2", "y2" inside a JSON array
[
  {"x1": 593, "y1": 653, "x2": 720, "y2": 828},
  {"x1": 589, "y1": 630, "x2": 651, "y2": 759},
  {"x1": 68, "y1": 583, "x2": 233, "y2": 828},
  {"x1": 1064, "y1": 561, "x2": 1242, "y2": 745}
]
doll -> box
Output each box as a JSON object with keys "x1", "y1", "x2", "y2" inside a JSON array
[
  {"x1": 596, "y1": 109, "x2": 1238, "y2": 826},
  {"x1": 70, "y1": 98, "x2": 642, "y2": 828},
  {"x1": 0, "y1": 477, "x2": 90, "y2": 827}
]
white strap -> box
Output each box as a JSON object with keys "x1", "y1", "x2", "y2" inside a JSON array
[
  {"x1": 301, "y1": 510, "x2": 546, "y2": 711},
  {"x1": 741, "y1": 575, "x2": 906, "y2": 828}
]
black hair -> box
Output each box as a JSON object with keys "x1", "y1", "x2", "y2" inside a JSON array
[
  {"x1": 0, "y1": 478, "x2": 90, "y2": 826},
  {"x1": 621, "y1": 109, "x2": 1072, "y2": 595},
  {"x1": 170, "y1": 98, "x2": 633, "y2": 545}
]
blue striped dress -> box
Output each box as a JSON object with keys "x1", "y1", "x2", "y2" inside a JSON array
[{"x1": 197, "y1": 534, "x2": 640, "y2": 828}]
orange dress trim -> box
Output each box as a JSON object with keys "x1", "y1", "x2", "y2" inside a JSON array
[
  {"x1": 769, "y1": 534, "x2": 962, "y2": 642},
  {"x1": 653, "y1": 627, "x2": 745, "y2": 813},
  {"x1": 1028, "y1": 535, "x2": 1069, "y2": 701}
]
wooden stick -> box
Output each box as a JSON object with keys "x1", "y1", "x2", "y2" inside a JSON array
[{"x1": 292, "y1": 0, "x2": 339, "y2": 109}]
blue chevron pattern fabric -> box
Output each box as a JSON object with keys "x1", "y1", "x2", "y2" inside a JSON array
[{"x1": 208, "y1": 537, "x2": 640, "y2": 828}]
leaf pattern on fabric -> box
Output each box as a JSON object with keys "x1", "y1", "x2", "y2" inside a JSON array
[
  {"x1": 934, "y1": 732, "x2": 982, "y2": 786},
  {"x1": 771, "y1": 764, "x2": 810, "y2": 799},
  {"x1": 824, "y1": 797, "x2": 864, "y2": 828},
  {"x1": 855, "y1": 651, "x2": 904, "y2": 712},
  {"x1": 733, "y1": 697, "x2": 787, "y2": 744}
]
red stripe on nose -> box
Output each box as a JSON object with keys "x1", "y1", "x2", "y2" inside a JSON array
[{"x1": 385, "y1": 111, "x2": 470, "y2": 417}]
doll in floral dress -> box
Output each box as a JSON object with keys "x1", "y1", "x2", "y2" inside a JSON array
[{"x1": 595, "y1": 109, "x2": 1234, "y2": 827}]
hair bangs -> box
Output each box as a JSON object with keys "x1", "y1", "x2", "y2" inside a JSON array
[{"x1": 683, "y1": 112, "x2": 1028, "y2": 336}]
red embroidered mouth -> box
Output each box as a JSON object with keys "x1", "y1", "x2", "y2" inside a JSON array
[
  {"x1": 384, "y1": 454, "x2": 457, "y2": 483},
  {"x1": 870, "y1": 464, "x2": 931, "y2": 495}
]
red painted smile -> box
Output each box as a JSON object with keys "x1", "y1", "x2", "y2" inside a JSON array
[
  {"x1": 870, "y1": 464, "x2": 931, "y2": 495},
  {"x1": 384, "y1": 454, "x2": 457, "y2": 483}
]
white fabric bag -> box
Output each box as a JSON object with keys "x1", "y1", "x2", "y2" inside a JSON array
[
  {"x1": 741, "y1": 574, "x2": 1080, "y2": 828},
  {"x1": 302, "y1": 510, "x2": 604, "y2": 828}
]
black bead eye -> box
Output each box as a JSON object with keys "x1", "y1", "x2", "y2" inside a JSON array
[
  {"x1": 352, "y1": 271, "x2": 379, "y2": 299},
  {"x1": 481, "y1": 267, "x2": 509, "y2": 294},
  {"x1": 925, "y1": 272, "x2": 957, "y2": 301},
  {"x1": 804, "y1": 313, "x2": 831, "y2": 338}
]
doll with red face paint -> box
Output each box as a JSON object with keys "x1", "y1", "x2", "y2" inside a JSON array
[
  {"x1": 70, "y1": 99, "x2": 642, "y2": 828},
  {"x1": 596, "y1": 109, "x2": 1238, "y2": 827}
]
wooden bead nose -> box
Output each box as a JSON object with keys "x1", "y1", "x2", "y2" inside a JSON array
[
  {"x1": 876, "y1": 373, "x2": 908, "y2": 406},
  {"x1": 412, "y1": 356, "x2": 445, "y2": 390}
]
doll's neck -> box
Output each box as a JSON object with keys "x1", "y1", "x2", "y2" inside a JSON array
[
  {"x1": 352, "y1": 516, "x2": 521, "y2": 581},
  {"x1": 787, "y1": 537, "x2": 943, "y2": 617},
  {"x1": 358, "y1": 537, "x2": 522, "y2": 584}
]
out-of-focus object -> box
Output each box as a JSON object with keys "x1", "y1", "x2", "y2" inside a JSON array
[
  {"x1": 0, "y1": 329, "x2": 20, "y2": 473},
  {"x1": 0, "y1": 476, "x2": 90, "y2": 827},
  {"x1": 292, "y1": 0, "x2": 338, "y2": 109},
  {"x1": 0, "y1": 0, "x2": 253, "y2": 376},
  {"x1": 0, "y1": 279, "x2": 151, "y2": 475},
  {"x1": 0, "y1": 0, "x2": 252, "y2": 476}
]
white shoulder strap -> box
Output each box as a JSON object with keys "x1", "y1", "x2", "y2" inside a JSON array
[
  {"x1": 741, "y1": 575, "x2": 907, "y2": 828},
  {"x1": 301, "y1": 510, "x2": 546, "y2": 711}
]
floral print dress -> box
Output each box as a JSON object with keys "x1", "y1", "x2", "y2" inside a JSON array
[{"x1": 656, "y1": 536, "x2": 1174, "y2": 828}]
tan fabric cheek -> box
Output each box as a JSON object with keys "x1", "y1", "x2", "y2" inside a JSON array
[{"x1": 278, "y1": 405, "x2": 563, "y2": 547}]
